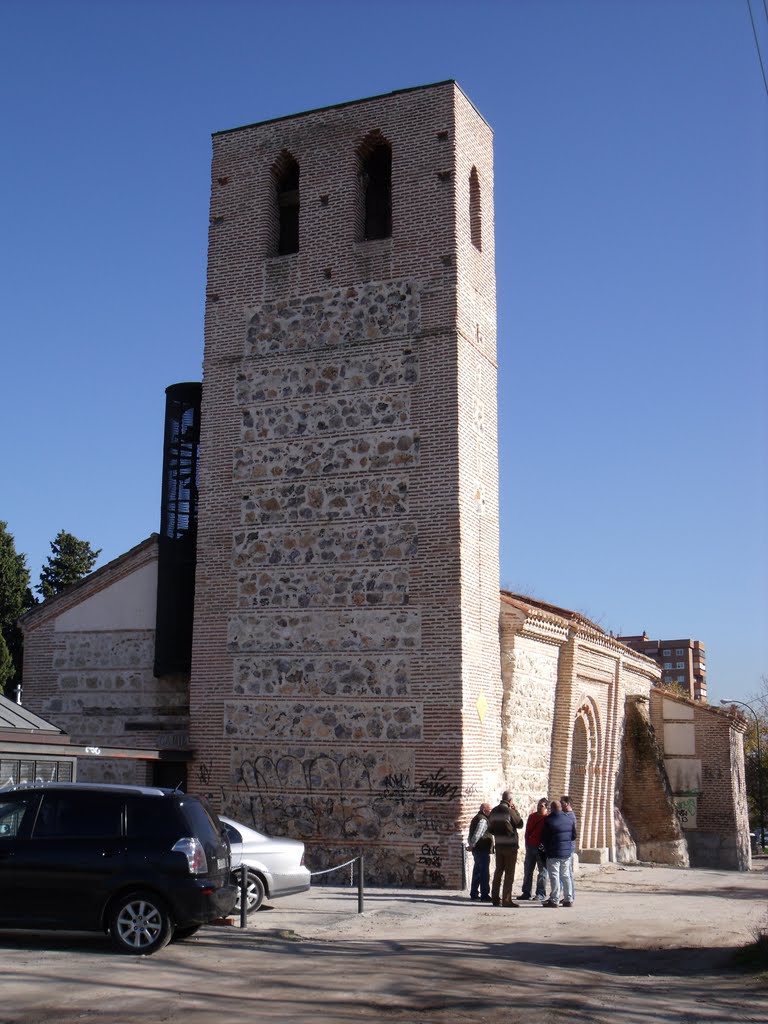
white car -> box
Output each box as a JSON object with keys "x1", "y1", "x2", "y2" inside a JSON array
[{"x1": 219, "y1": 815, "x2": 311, "y2": 913}]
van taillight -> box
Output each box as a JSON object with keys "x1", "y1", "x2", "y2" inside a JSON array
[{"x1": 172, "y1": 837, "x2": 208, "y2": 874}]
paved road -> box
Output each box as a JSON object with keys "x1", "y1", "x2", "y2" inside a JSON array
[{"x1": 2, "y1": 860, "x2": 766, "y2": 1023}]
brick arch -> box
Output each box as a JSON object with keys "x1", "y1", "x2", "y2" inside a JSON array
[{"x1": 568, "y1": 698, "x2": 601, "y2": 850}]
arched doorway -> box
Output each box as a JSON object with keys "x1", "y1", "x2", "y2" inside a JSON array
[{"x1": 568, "y1": 702, "x2": 600, "y2": 850}]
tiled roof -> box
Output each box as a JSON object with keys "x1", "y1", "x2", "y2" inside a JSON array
[{"x1": 500, "y1": 591, "x2": 605, "y2": 634}]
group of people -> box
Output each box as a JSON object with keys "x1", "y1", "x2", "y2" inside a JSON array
[{"x1": 466, "y1": 790, "x2": 577, "y2": 908}]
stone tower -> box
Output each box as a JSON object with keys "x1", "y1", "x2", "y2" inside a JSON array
[{"x1": 190, "y1": 81, "x2": 501, "y2": 885}]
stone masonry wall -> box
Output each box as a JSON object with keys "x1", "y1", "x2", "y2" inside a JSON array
[
  {"x1": 190, "y1": 83, "x2": 500, "y2": 886},
  {"x1": 499, "y1": 623, "x2": 562, "y2": 814},
  {"x1": 20, "y1": 539, "x2": 188, "y2": 785}
]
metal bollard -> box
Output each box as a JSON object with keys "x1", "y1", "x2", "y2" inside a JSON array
[
  {"x1": 357, "y1": 854, "x2": 364, "y2": 914},
  {"x1": 239, "y1": 863, "x2": 248, "y2": 928}
]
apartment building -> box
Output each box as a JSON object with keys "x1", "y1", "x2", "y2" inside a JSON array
[{"x1": 617, "y1": 634, "x2": 707, "y2": 701}]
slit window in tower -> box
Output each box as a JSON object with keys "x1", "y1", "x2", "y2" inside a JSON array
[
  {"x1": 276, "y1": 155, "x2": 300, "y2": 255},
  {"x1": 361, "y1": 139, "x2": 392, "y2": 241},
  {"x1": 469, "y1": 166, "x2": 482, "y2": 251}
]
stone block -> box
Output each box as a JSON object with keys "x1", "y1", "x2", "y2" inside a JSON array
[
  {"x1": 244, "y1": 281, "x2": 420, "y2": 357},
  {"x1": 232, "y1": 654, "x2": 412, "y2": 696},
  {"x1": 663, "y1": 722, "x2": 696, "y2": 755},
  {"x1": 235, "y1": 348, "x2": 418, "y2": 405},
  {"x1": 663, "y1": 698, "x2": 694, "y2": 720},
  {"x1": 241, "y1": 475, "x2": 409, "y2": 524},
  {"x1": 227, "y1": 608, "x2": 421, "y2": 653},
  {"x1": 223, "y1": 700, "x2": 423, "y2": 742},
  {"x1": 578, "y1": 847, "x2": 609, "y2": 864},
  {"x1": 665, "y1": 757, "x2": 702, "y2": 794},
  {"x1": 237, "y1": 565, "x2": 410, "y2": 609},
  {"x1": 53, "y1": 631, "x2": 155, "y2": 670},
  {"x1": 233, "y1": 431, "x2": 419, "y2": 482},
  {"x1": 242, "y1": 391, "x2": 410, "y2": 442},
  {"x1": 233, "y1": 521, "x2": 417, "y2": 567}
]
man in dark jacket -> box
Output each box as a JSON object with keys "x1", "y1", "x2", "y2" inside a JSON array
[
  {"x1": 540, "y1": 799, "x2": 576, "y2": 907},
  {"x1": 487, "y1": 790, "x2": 524, "y2": 907},
  {"x1": 466, "y1": 802, "x2": 493, "y2": 901}
]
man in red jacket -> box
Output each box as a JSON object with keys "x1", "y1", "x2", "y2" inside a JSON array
[{"x1": 518, "y1": 797, "x2": 549, "y2": 901}]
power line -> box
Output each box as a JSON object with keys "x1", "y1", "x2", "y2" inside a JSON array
[{"x1": 746, "y1": 0, "x2": 768, "y2": 98}]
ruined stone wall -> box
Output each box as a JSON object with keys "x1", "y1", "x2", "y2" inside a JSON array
[
  {"x1": 619, "y1": 696, "x2": 689, "y2": 866},
  {"x1": 192, "y1": 83, "x2": 500, "y2": 885},
  {"x1": 650, "y1": 691, "x2": 750, "y2": 870}
]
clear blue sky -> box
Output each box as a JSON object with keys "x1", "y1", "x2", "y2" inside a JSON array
[{"x1": 1, "y1": 0, "x2": 766, "y2": 705}]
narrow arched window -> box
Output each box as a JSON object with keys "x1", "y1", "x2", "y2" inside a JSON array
[
  {"x1": 274, "y1": 152, "x2": 300, "y2": 255},
  {"x1": 469, "y1": 166, "x2": 482, "y2": 251},
  {"x1": 359, "y1": 133, "x2": 392, "y2": 241}
]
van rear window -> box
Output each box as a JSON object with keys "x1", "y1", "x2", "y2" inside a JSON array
[
  {"x1": 125, "y1": 796, "x2": 186, "y2": 838},
  {"x1": 124, "y1": 795, "x2": 218, "y2": 841},
  {"x1": 177, "y1": 798, "x2": 220, "y2": 843}
]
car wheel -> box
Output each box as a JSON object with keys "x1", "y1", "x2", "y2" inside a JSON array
[
  {"x1": 109, "y1": 892, "x2": 173, "y2": 954},
  {"x1": 233, "y1": 870, "x2": 266, "y2": 914},
  {"x1": 172, "y1": 924, "x2": 202, "y2": 941}
]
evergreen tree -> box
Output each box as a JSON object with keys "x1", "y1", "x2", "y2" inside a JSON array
[
  {"x1": 0, "y1": 521, "x2": 34, "y2": 697},
  {"x1": 37, "y1": 530, "x2": 101, "y2": 600},
  {"x1": 0, "y1": 632, "x2": 14, "y2": 696}
]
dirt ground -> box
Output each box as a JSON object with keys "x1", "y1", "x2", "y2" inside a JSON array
[{"x1": 2, "y1": 859, "x2": 767, "y2": 1024}]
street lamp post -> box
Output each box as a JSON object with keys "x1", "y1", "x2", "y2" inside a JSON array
[{"x1": 721, "y1": 698, "x2": 765, "y2": 849}]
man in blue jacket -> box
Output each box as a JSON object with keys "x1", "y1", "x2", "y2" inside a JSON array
[{"x1": 540, "y1": 799, "x2": 576, "y2": 908}]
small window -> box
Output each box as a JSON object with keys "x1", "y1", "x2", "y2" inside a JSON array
[
  {"x1": 662, "y1": 649, "x2": 671, "y2": 656},
  {"x1": 359, "y1": 133, "x2": 392, "y2": 241},
  {"x1": 676, "y1": 661, "x2": 685, "y2": 669},
  {"x1": 677, "y1": 675, "x2": 686, "y2": 683},
  {"x1": 469, "y1": 166, "x2": 482, "y2": 250},
  {"x1": 663, "y1": 662, "x2": 672, "y2": 669},
  {"x1": 273, "y1": 151, "x2": 300, "y2": 255},
  {"x1": 675, "y1": 648, "x2": 685, "y2": 655}
]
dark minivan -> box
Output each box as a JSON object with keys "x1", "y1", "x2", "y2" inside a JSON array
[{"x1": 0, "y1": 783, "x2": 237, "y2": 954}]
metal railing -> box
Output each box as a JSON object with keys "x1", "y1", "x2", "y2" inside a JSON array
[{"x1": 237, "y1": 854, "x2": 365, "y2": 927}]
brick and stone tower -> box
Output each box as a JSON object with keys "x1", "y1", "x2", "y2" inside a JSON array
[{"x1": 190, "y1": 81, "x2": 501, "y2": 885}]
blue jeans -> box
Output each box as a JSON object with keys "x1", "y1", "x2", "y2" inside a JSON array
[
  {"x1": 521, "y1": 844, "x2": 547, "y2": 899},
  {"x1": 470, "y1": 847, "x2": 491, "y2": 899},
  {"x1": 546, "y1": 857, "x2": 574, "y2": 904}
]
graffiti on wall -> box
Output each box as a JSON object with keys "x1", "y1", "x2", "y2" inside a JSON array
[{"x1": 225, "y1": 745, "x2": 471, "y2": 885}]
